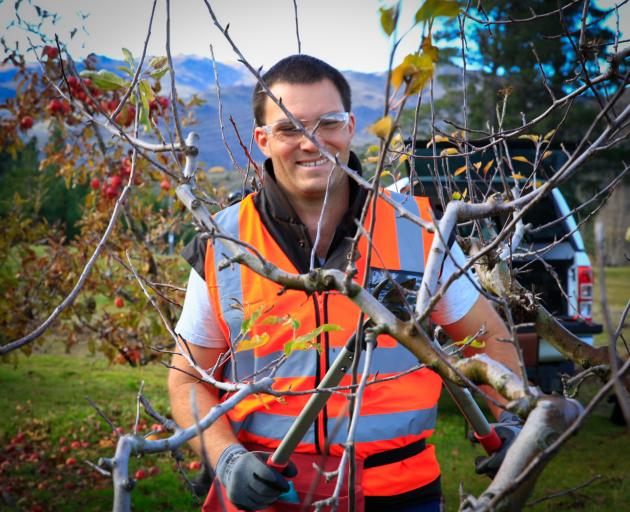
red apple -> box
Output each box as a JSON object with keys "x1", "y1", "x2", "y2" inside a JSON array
[
  {"x1": 42, "y1": 45, "x2": 58, "y2": 59},
  {"x1": 19, "y1": 116, "x2": 34, "y2": 130},
  {"x1": 160, "y1": 179, "x2": 170, "y2": 191},
  {"x1": 114, "y1": 297, "x2": 124, "y2": 308},
  {"x1": 65, "y1": 457, "x2": 77, "y2": 466},
  {"x1": 108, "y1": 175, "x2": 123, "y2": 189},
  {"x1": 134, "y1": 469, "x2": 147, "y2": 480},
  {"x1": 188, "y1": 461, "x2": 202, "y2": 471},
  {"x1": 70, "y1": 441, "x2": 81, "y2": 450},
  {"x1": 67, "y1": 76, "x2": 80, "y2": 89},
  {"x1": 90, "y1": 177, "x2": 101, "y2": 190}
]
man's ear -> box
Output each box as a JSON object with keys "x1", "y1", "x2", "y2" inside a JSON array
[
  {"x1": 254, "y1": 127, "x2": 272, "y2": 158},
  {"x1": 347, "y1": 112, "x2": 357, "y2": 139}
]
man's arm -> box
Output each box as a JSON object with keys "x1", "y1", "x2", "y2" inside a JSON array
[
  {"x1": 440, "y1": 294, "x2": 521, "y2": 420},
  {"x1": 168, "y1": 343, "x2": 237, "y2": 468}
]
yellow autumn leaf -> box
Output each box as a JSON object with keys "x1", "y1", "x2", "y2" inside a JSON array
[
  {"x1": 237, "y1": 332, "x2": 270, "y2": 352},
  {"x1": 369, "y1": 116, "x2": 394, "y2": 139},
  {"x1": 391, "y1": 53, "x2": 434, "y2": 94},
  {"x1": 512, "y1": 156, "x2": 532, "y2": 165},
  {"x1": 426, "y1": 135, "x2": 449, "y2": 147},
  {"x1": 391, "y1": 133, "x2": 403, "y2": 146},
  {"x1": 366, "y1": 156, "x2": 379, "y2": 163},
  {"x1": 399, "y1": 154, "x2": 409, "y2": 163},
  {"x1": 518, "y1": 134, "x2": 540, "y2": 143},
  {"x1": 511, "y1": 173, "x2": 525, "y2": 180},
  {"x1": 462, "y1": 187, "x2": 468, "y2": 199},
  {"x1": 542, "y1": 150, "x2": 552, "y2": 160},
  {"x1": 483, "y1": 159, "x2": 494, "y2": 175},
  {"x1": 440, "y1": 147, "x2": 459, "y2": 156},
  {"x1": 367, "y1": 144, "x2": 380, "y2": 153},
  {"x1": 209, "y1": 166, "x2": 225, "y2": 173},
  {"x1": 421, "y1": 36, "x2": 439, "y2": 62},
  {"x1": 379, "y1": 6, "x2": 397, "y2": 36},
  {"x1": 454, "y1": 165, "x2": 467, "y2": 176},
  {"x1": 543, "y1": 129, "x2": 556, "y2": 141},
  {"x1": 452, "y1": 191, "x2": 462, "y2": 200},
  {"x1": 453, "y1": 338, "x2": 486, "y2": 349},
  {"x1": 415, "y1": 0, "x2": 461, "y2": 22},
  {"x1": 380, "y1": 170, "x2": 393, "y2": 179},
  {"x1": 472, "y1": 161, "x2": 482, "y2": 171}
]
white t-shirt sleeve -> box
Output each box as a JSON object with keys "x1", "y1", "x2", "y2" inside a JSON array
[
  {"x1": 174, "y1": 268, "x2": 228, "y2": 349},
  {"x1": 429, "y1": 241, "x2": 480, "y2": 326}
]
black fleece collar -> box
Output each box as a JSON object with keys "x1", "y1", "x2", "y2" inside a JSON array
[{"x1": 253, "y1": 151, "x2": 367, "y2": 273}]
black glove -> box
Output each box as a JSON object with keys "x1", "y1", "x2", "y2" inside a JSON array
[
  {"x1": 472, "y1": 412, "x2": 522, "y2": 478},
  {"x1": 215, "y1": 444, "x2": 298, "y2": 511}
]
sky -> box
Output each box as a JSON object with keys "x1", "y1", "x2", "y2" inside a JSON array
[{"x1": 1, "y1": 0, "x2": 627, "y2": 73}]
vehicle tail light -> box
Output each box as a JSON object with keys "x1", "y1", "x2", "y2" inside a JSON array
[{"x1": 577, "y1": 266, "x2": 593, "y2": 322}]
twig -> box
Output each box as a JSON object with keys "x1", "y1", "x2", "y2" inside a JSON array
[
  {"x1": 85, "y1": 396, "x2": 117, "y2": 433},
  {"x1": 164, "y1": 0, "x2": 185, "y2": 147},
  {"x1": 209, "y1": 44, "x2": 244, "y2": 174},
  {"x1": 525, "y1": 474, "x2": 603, "y2": 507},
  {"x1": 291, "y1": 0, "x2": 301, "y2": 54}
]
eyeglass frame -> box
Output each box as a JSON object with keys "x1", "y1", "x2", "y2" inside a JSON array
[{"x1": 259, "y1": 111, "x2": 351, "y2": 141}]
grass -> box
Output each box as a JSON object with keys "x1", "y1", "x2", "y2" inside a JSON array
[
  {"x1": 592, "y1": 265, "x2": 630, "y2": 348},
  {"x1": 2, "y1": 354, "x2": 628, "y2": 511},
  {"x1": 1, "y1": 266, "x2": 628, "y2": 511}
]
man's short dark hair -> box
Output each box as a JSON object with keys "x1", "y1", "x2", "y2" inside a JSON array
[{"x1": 253, "y1": 54, "x2": 352, "y2": 126}]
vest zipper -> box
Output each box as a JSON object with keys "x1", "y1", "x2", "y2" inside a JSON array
[
  {"x1": 312, "y1": 293, "x2": 325, "y2": 454},
  {"x1": 322, "y1": 292, "x2": 331, "y2": 446}
]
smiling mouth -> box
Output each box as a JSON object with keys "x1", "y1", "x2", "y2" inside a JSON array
[{"x1": 297, "y1": 157, "x2": 329, "y2": 168}]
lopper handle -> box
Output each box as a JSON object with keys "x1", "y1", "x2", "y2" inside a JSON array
[
  {"x1": 474, "y1": 427, "x2": 503, "y2": 454},
  {"x1": 266, "y1": 454, "x2": 288, "y2": 472}
]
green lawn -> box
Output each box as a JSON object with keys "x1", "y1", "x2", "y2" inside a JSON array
[
  {"x1": 1, "y1": 353, "x2": 628, "y2": 511},
  {"x1": 1, "y1": 266, "x2": 628, "y2": 511}
]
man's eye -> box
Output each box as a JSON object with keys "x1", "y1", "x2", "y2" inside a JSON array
[
  {"x1": 276, "y1": 125, "x2": 300, "y2": 134},
  {"x1": 319, "y1": 120, "x2": 341, "y2": 129}
]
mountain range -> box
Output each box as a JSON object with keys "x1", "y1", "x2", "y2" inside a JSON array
[{"x1": 0, "y1": 54, "x2": 460, "y2": 168}]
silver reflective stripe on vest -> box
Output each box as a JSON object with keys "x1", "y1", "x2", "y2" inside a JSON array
[
  {"x1": 330, "y1": 343, "x2": 420, "y2": 375},
  {"x1": 230, "y1": 411, "x2": 316, "y2": 445},
  {"x1": 212, "y1": 203, "x2": 244, "y2": 346},
  {"x1": 327, "y1": 406, "x2": 437, "y2": 444},
  {"x1": 390, "y1": 191, "x2": 425, "y2": 273},
  {"x1": 228, "y1": 346, "x2": 318, "y2": 381}
]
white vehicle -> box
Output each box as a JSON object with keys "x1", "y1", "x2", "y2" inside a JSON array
[{"x1": 388, "y1": 141, "x2": 602, "y2": 392}]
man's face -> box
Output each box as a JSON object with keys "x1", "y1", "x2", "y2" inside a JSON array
[{"x1": 254, "y1": 79, "x2": 355, "y2": 202}]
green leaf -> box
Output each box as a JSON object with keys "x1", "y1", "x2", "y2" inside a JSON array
[
  {"x1": 149, "y1": 56, "x2": 168, "y2": 69},
  {"x1": 122, "y1": 47, "x2": 135, "y2": 68},
  {"x1": 79, "y1": 70, "x2": 129, "y2": 91},
  {"x1": 379, "y1": 6, "x2": 397, "y2": 36},
  {"x1": 149, "y1": 66, "x2": 170, "y2": 80},
  {"x1": 283, "y1": 324, "x2": 342, "y2": 355},
  {"x1": 415, "y1": 0, "x2": 460, "y2": 23},
  {"x1": 116, "y1": 65, "x2": 134, "y2": 77},
  {"x1": 139, "y1": 104, "x2": 150, "y2": 131},
  {"x1": 240, "y1": 305, "x2": 265, "y2": 335},
  {"x1": 261, "y1": 315, "x2": 284, "y2": 325},
  {"x1": 237, "y1": 332, "x2": 270, "y2": 352},
  {"x1": 138, "y1": 79, "x2": 154, "y2": 113}
]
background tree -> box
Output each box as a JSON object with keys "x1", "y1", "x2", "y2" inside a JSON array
[{"x1": 0, "y1": 0, "x2": 628, "y2": 511}]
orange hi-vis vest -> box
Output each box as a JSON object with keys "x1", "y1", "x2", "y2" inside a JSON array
[{"x1": 204, "y1": 189, "x2": 442, "y2": 498}]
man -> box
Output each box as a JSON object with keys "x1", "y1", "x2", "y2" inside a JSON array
[{"x1": 169, "y1": 54, "x2": 520, "y2": 511}]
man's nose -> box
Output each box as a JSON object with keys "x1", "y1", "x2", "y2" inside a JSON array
[{"x1": 298, "y1": 127, "x2": 323, "y2": 151}]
